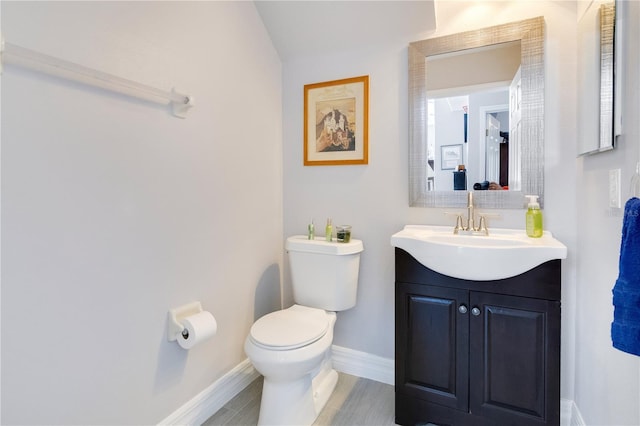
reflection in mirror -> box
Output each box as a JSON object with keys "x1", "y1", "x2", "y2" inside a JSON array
[
  {"x1": 426, "y1": 41, "x2": 520, "y2": 191},
  {"x1": 429, "y1": 93, "x2": 510, "y2": 190},
  {"x1": 409, "y1": 17, "x2": 545, "y2": 208},
  {"x1": 577, "y1": 1, "x2": 615, "y2": 155}
]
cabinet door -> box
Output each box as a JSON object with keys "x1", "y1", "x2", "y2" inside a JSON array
[
  {"x1": 396, "y1": 282, "x2": 469, "y2": 411},
  {"x1": 469, "y1": 292, "x2": 560, "y2": 426}
]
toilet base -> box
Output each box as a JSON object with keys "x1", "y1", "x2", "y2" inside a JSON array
[
  {"x1": 312, "y1": 365, "x2": 339, "y2": 416},
  {"x1": 257, "y1": 353, "x2": 338, "y2": 426}
]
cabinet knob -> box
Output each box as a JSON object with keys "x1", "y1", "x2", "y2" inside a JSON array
[
  {"x1": 471, "y1": 307, "x2": 481, "y2": 316},
  {"x1": 458, "y1": 305, "x2": 468, "y2": 314}
]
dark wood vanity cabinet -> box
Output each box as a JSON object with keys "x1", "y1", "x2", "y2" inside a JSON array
[{"x1": 395, "y1": 248, "x2": 561, "y2": 426}]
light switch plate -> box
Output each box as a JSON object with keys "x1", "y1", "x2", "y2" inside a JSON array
[{"x1": 609, "y1": 169, "x2": 622, "y2": 208}]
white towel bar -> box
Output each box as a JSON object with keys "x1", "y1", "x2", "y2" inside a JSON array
[{"x1": 0, "y1": 37, "x2": 194, "y2": 118}]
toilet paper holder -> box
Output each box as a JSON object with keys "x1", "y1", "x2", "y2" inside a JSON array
[{"x1": 167, "y1": 301, "x2": 203, "y2": 341}]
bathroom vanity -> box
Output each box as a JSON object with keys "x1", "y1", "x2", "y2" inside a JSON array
[{"x1": 394, "y1": 247, "x2": 561, "y2": 426}]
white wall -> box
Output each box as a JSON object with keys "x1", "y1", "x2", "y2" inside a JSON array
[
  {"x1": 1, "y1": 2, "x2": 282, "y2": 424},
  {"x1": 282, "y1": 0, "x2": 580, "y2": 404},
  {"x1": 574, "y1": 0, "x2": 640, "y2": 424}
]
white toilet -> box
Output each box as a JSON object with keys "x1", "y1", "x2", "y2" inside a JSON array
[{"x1": 244, "y1": 235, "x2": 363, "y2": 425}]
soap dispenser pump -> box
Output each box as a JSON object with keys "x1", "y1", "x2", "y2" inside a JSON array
[{"x1": 525, "y1": 195, "x2": 543, "y2": 238}]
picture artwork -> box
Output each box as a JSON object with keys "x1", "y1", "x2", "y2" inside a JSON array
[{"x1": 304, "y1": 75, "x2": 368, "y2": 166}]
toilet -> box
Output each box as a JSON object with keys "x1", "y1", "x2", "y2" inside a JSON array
[{"x1": 244, "y1": 235, "x2": 363, "y2": 425}]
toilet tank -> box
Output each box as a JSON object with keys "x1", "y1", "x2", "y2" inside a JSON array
[{"x1": 285, "y1": 235, "x2": 363, "y2": 311}]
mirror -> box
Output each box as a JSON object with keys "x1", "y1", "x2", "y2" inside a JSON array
[
  {"x1": 577, "y1": 1, "x2": 616, "y2": 155},
  {"x1": 409, "y1": 17, "x2": 545, "y2": 208}
]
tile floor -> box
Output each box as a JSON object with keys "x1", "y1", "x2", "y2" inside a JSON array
[{"x1": 202, "y1": 372, "x2": 397, "y2": 426}]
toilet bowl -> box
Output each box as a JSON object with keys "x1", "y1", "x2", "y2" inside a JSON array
[
  {"x1": 245, "y1": 236, "x2": 363, "y2": 425},
  {"x1": 244, "y1": 305, "x2": 338, "y2": 426}
]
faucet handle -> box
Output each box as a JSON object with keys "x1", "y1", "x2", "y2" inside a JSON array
[
  {"x1": 454, "y1": 215, "x2": 464, "y2": 234},
  {"x1": 477, "y1": 215, "x2": 489, "y2": 235},
  {"x1": 444, "y1": 211, "x2": 465, "y2": 234},
  {"x1": 476, "y1": 212, "x2": 503, "y2": 235}
]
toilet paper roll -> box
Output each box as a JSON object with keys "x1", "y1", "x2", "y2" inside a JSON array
[{"x1": 177, "y1": 311, "x2": 217, "y2": 350}]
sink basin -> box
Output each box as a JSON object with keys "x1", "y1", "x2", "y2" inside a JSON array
[{"x1": 390, "y1": 225, "x2": 567, "y2": 281}]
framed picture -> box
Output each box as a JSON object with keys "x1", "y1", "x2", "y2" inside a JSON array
[
  {"x1": 304, "y1": 75, "x2": 369, "y2": 166},
  {"x1": 441, "y1": 144, "x2": 462, "y2": 170}
]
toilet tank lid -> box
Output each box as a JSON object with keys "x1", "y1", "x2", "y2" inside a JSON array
[{"x1": 286, "y1": 235, "x2": 363, "y2": 255}]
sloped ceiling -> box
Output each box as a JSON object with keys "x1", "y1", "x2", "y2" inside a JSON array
[{"x1": 254, "y1": 1, "x2": 437, "y2": 61}]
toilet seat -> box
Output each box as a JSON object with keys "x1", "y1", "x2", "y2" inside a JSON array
[{"x1": 249, "y1": 305, "x2": 329, "y2": 350}]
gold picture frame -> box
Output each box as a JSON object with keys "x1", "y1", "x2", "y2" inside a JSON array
[{"x1": 304, "y1": 75, "x2": 369, "y2": 166}]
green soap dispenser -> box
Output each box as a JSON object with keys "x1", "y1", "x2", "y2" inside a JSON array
[
  {"x1": 525, "y1": 195, "x2": 543, "y2": 238},
  {"x1": 308, "y1": 219, "x2": 315, "y2": 240}
]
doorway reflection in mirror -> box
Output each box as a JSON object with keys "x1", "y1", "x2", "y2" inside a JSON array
[{"x1": 428, "y1": 89, "x2": 512, "y2": 191}]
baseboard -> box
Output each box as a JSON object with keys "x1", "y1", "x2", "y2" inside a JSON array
[
  {"x1": 561, "y1": 399, "x2": 572, "y2": 426},
  {"x1": 159, "y1": 358, "x2": 259, "y2": 426},
  {"x1": 159, "y1": 350, "x2": 578, "y2": 426},
  {"x1": 570, "y1": 400, "x2": 586, "y2": 426},
  {"x1": 158, "y1": 347, "x2": 392, "y2": 425},
  {"x1": 571, "y1": 404, "x2": 586, "y2": 426},
  {"x1": 331, "y1": 345, "x2": 395, "y2": 385},
  {"x1": 559, "y1": 399, "x2": 586, "y2": 426}
]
